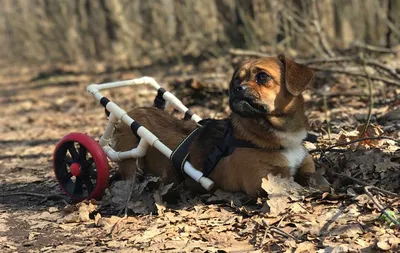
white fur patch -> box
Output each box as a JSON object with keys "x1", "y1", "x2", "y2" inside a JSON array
[
  {"x1": 282, "y1": 145, "x2": 308, "y2": 176},
  {"x1": 272, "y1": 129, "x2": 308, "y2": 176},
  {"x1": 273, "y1": 129, "x2": 308, "y2": 147}
]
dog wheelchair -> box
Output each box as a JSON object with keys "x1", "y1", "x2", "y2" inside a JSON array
[{"x1": 52, "y1": 77, "x2": 214, "y2": 201}]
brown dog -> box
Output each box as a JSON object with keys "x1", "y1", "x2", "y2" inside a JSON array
[{"x1": 112, "y1": 55, "x2": 316, "y2": 196}]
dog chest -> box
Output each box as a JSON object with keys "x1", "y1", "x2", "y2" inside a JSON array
[{"x1": 281, "y1": 145, "x2": 307, "y2": 176}]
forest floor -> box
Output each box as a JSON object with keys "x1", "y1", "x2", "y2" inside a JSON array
[{"x1": 0, "y1": 54, "x2": 400, "y2": 253}]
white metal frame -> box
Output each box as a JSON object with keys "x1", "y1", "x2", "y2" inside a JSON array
[{"x1": 86, "y1": 77, "x2": 214, "y2": 190}]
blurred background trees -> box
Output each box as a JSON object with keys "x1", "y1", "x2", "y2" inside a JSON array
[{"x1": 0, "y1": 0, "x2": 399, "y2": 68}]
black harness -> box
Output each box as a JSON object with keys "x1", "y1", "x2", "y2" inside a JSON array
[
  {"x1": 170, "y1": 119, "x2": 261, "y2": 183},
  {"x1": 152, "y1": 89, "x2": 317, "y2": 186}
]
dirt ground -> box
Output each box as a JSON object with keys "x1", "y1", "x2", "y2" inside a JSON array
[{"x1": 0, "y1": 57, "x2": 399, "y2": 253}]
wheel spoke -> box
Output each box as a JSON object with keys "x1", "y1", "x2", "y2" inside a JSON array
[
  {"x1": 82, "y1": 176, "x2": 95, "y2": 193},
  {"x1": 64, "y1": 157, "x2": 73, "y2": 165},
  {"x1": 59, "y1": 172, "x2": 72, "y2": 181},
  {"x1": 85, "y1": 158, "x2": 97, "y2": 179},
  {"x1": 64, "y1": 179, "x2": 75, "y2": 194},
  {"x1": 73, "y1": 176, "x2": 84, "y2": 195},
  {"x1": 79, "y1": 144, "x2": 87, "y2": 163},
  {"x1": 89, "y1": 169, "x2": 98, "y2": 179},
  {"x1": 68, "y1": 144, "x2": 79, "y2": 162}
]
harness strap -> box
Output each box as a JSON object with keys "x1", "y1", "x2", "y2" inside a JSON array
[
  {"x1": 170, "y1": 125, "x2": 204, "y2": 182},
  {"x1": 202, "y1": 120, "x2": 260, "y2": 176},
  {"x1": 153, "y1": 87, "x2": 167, "y2": 110}
]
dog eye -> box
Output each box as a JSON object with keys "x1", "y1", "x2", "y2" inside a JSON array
[{"x1": 256, "y1": 72, "x2": 270, "y2": 84}]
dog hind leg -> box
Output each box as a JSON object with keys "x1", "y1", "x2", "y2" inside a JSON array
[
  {"x1": 111, "y1": 124, "x2": 140, "y2": 181},
  {"x1": 117, "y1": 159, "x2": 137, "y2": 181}
]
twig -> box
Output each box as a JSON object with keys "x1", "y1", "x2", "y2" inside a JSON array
[
  {"x1": 299, "y1": 56, "x2": 355, "y2": 65},
  {"x1": 269, "y1": 227, "x2": 298, "y2": 241},
  {"x1": 364, "y1": 186, "x2": 400, "y2": 226},
  {"x1": 260, "y1": 226, "x2": 269, "y2": 248},
  {"x1": 357, "y1": 53, "x2": 374, "y2": 148},
  {"x1": 109, "y1": 207, "x2": 128, "y2": 237},
  {"x1": 331, "y1": 172, "x2": 367, "y2": 187},
  {"x1": 259, "y1": 221, "x2": 299, "y2": 249},
  {"x1": 229, "y1": 49, "x2": 272, "y2": 58},
  {"x1": 365, "y1": 59, "x2": 400, "y2": 80},
  {"x1": 309, "y1": 136, "x2": 399, "y2": 154},
  {"x1": 353, "y1": 41, "x2": 395, "y2": 54}
]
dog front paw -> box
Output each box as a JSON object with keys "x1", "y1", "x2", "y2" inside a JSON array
[{"x1": 295, "y1": 171, "x2": 331, "y2": 192}]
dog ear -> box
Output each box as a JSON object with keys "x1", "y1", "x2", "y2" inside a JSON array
[{"x1": 278, "y1": 54, "x2": 315, "y2": 96}]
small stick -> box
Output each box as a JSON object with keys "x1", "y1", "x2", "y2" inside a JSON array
[
  {"x1": 366, "y1": 185, "x2": 400, "y2": 199},
  {"x1": 260, "y1": 226, "x2": 270, "y2": 249},
  {"x1": 229, "y1": 49, "x2": 272, "y2": 58},
  {"x1": 309, "y1": 136, "x2": 399, "y2": 154},
  {"x1": 269, "y1": 227, "x2": 299, "y2": 241}
]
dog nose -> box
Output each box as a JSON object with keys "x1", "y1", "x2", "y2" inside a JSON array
[{"x1": 233, "y1": 85, "x2": 246, "y2": 94}]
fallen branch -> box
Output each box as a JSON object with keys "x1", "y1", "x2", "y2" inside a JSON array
[
  {"x1": 311, "y1": 66, "x2": 400, "y2": 86},
  {"x1": 364, "y1": 186, "x2": 400, "y2": 227}
]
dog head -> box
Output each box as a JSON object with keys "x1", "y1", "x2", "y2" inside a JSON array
[{"x1": 229, "y1": 55, "x2": 315, "y2": 118}]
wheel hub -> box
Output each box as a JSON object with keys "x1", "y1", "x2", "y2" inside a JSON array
[{"x1": 70, "y1": 163, "x2": 81, "y2": 176}]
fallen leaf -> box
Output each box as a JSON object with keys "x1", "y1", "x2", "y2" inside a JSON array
[
  {"x1": 330, "y1": 223, "x2": 363, "y2": 238},
  {"x1": 261, "y1": 174, "x2": 307, "y2": 216},
  {"x1": 94, "y1": 213, "x2": 101, "y2": 227},
  {"x1": 160, "y1": 183, "x2": 174, "y2": 196},
  {"x1": 377, "y1": 240, "x2": 391, "y2": 251},
  {"x1": 294, "y1": 241, "x2": 315, "y2": 253}
]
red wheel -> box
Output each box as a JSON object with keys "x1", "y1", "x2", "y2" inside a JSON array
[{"x1": 53, "y1": 133, "x2": 109, "y2": 201}]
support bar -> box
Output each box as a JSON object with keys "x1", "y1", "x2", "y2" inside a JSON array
[{"x1": 87, "y1": 77, "x2": 214, "y2": 191}]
